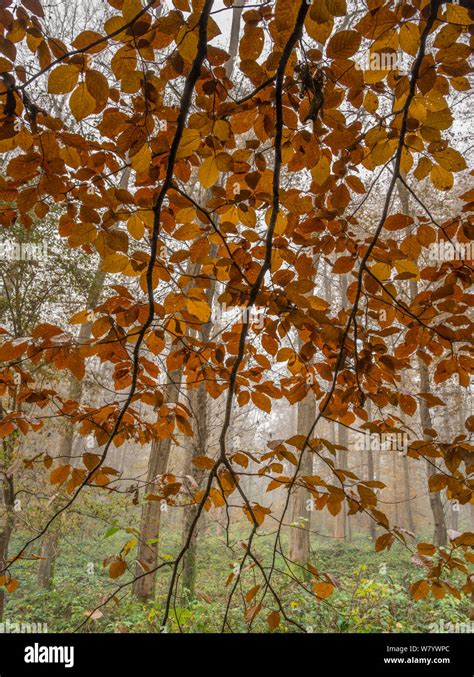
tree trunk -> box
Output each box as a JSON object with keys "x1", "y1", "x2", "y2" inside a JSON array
[
  {"x1": 0, "y1": 479, "x2": 14, "y2": 621},
  {"x1": 289, "y1": 252, "x2": 321, "y2": 568},
  {"x1": 133, "y1": 370, "x2": 182, "y2": 601},
  {"x1": 289, "y1": 386, "x2": 316, "y2": 567},
  {"x1": 417, "y1": 357, "x2": 447, "y2": 546},
  {"x1": 181, "y1": 379, "x2": 208, "y2": 598},
  {"x1": 0, "y1": 406, "x2": 15, "y2": 621},
  {"x1": 402, "y1": 455, "x2": 416, "y2": 534},
  {"x1": 367, "y1": 447, "x2": 377, "y2": 541},
  {"x1": 334, "y1": 274, "x2": 348, "y2": 541},
  {"x1": 179, "y1": 257, "x2": 218, "y2": 597},
  {"x1": 399, "y1": 370, "x2": 416, "y2": 534},
  {"x1": 37, "y1": 268, "x2": 105, "y2": 588},
  {"x1": 448, "y1": 385, "x2": 461, "y2": 531},
  {"x1": 334, "y1": 425, "x2": 347, "y2": 540},
  {"x1": 399, "y1": 182, "x2": 446, "y2": 546}
]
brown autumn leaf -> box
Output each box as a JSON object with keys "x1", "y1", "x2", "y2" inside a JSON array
[
  {"x1": 50, "y1": 465, "x2": 71, "y2": 485},
  {"x1": 410, "y1": 579, "x2": 430, "y2": 600},
  {"x1": 109, "y1": 557, "x2": 127, "y2": 579},
  {"x1": 333, "y1": 256, "x2": 355, "y2": 274},
  {"x1": 267, "y1": 610, "x2": 280, "y2": 630},
  {"x1": 191, "y1": 455, "x2": 215, "y2": 470}
]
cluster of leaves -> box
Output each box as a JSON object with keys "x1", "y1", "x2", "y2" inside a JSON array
[{"x1": 0, "y1": 0, "x2": 472, "y2": 630}]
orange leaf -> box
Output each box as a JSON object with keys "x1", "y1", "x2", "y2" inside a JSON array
[
  {"x1": 5, "y1": 578, "x2": 19, "y2": 593},
  {"x1": 244, "y1": 602, "x2": 262, "y2": 623},
  {"x1": 50, "y1": 465, "x2": 71, "y2": 485},
  {"x1": 245, "y1": 585, "x2": 260, "y2": 603},
  {"x1": 383, "y1": 214, "x2": 412, "y2": 231},
  {"x1": 251, "y1": 391, "x2": 271, "y2": 413},
  {"x1": 313, "y1": 581, "x2": 334, "y2": 599}
]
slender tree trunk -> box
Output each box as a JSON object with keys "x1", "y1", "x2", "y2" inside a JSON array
[
  {"x1": 37, "y1": 268, "x2": 105, "y2": 588},
  {"x1": 365, "y1": 401, "x2": 377, "y2": 541},
  {"x1": 181, "y1": 374, "x2": 209, "y2": 598},
  {"x1": 334, "y1": 425, "x2": 347, "y2": 540},
  {"x1": 399, "y1": 180, "x2": 446, "y2": 545},
  {"x1": 399, "y1": 369, "x2": 416, "y2": 534},
  {"x1": 180, "y1": 236, "x2": 225, "y2": 599},
  {"x1": 225, "y1": 0, "x2": 245, "y2": 78},
  {"x1": 289, "y1": 253, "x2": 321, "y2": 567},
  {"x1": 448, "y1": 386, "x2": 461, "y2": 531},
  {"x1": 180, "y1": 271, "x2": 216, "y2": 599},
  {"x1": 416, "y1": 350, "x2": 447, "y2": 545},
  {"x1": 407, "y1": 277, "x2": 447, "y2": 546},
  {"x1": 391, "y1": 451, "x2": 400, "y2": 526},
  {"x1": 367, "y1": 447, "x2": 377, "y2": 541},
  {"x1": 289, "y1": 386, "x2": 316, "y2": 567},
  {"x1": 402, "y1": 456, "x2": 416, "y2": 534},
  {"x1": 334, "y1": 274, "x2": 348, "y2": 541},
  {"x1": 133, "y1": 370, "x2": 182, "y2": 601},
  {"x1": 0, "y1": 413, "x2": 14, "y2": 621},
  {"x1": 419, "y1": 360, "x2": 448, "y2": 546}
]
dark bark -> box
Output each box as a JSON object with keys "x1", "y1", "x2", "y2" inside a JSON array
[{"x1": 0, "y1": 403, "x2": 15, "y2": 621}]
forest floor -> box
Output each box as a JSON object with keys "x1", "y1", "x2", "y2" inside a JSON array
[{"x1": 5, "y1": 522, "x2": 472, "y2": 634}]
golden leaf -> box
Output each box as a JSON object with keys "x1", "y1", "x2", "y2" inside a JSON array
[
  {"x1": 198, "y1": 156, "x2": 219, "y2": 189},
  {"x1": 69, "y1": 82, "x2": 96, "y2": 121},
  {"x1": 176, "y1": 128, "x2": 201, "y2": 159},
  {"x1": 394, "y1": 259, "x2": 419, "y2": 279},
  {"x1": 127, "y1": 213, "x2": 146, "y2": 240},
  {"x1": 371, "y1": 262, "x2": 391, "y2": 281},
  {"x1": 187, "y1": 298, "x2": 211, "y2": 322},
  {"x1": 101, "y1": 253, "x2": 129, "y2": 274},
  {"x1": 326, "y1": 30, "x2": 361, "y2": 59},
  {"x1": 410, "y1": 579, "x2": 430, "y2": 600},
  {"x1": 48, "y1": 65, "x2": 79, "y2": 94},
  {"x1": 430, "y1": 164, "x2": 453, "y2": 191},
  {"x1": 85, "y1": 70, "x2": 109, "y2": 107},
  {"x1": 399, "y1": 23, "x2": 419, "y2": 56},
  {"x1": 432, "y1": 147, "x2": 466, "y2": 172}
]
